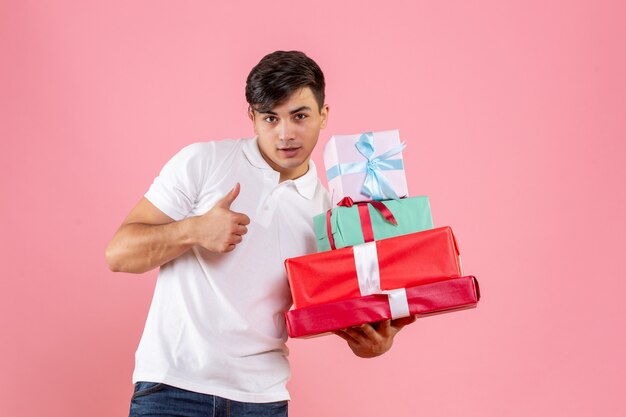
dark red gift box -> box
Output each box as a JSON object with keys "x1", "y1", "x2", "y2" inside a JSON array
[{"x1": 285, "y1": 275, "x2": 480, "y2": 338}]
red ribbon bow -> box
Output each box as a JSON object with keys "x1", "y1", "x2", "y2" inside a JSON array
[{"x1": 326, "y1": 197, "x2": 398, "y2": 250}]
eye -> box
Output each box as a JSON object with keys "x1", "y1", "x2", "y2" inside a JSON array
[
  {"x1": 294, "y1": 113, "x2": 308, "y2": 120},
  {"x1": 263, "y1": 116, "x2": 277, "y2": 123}
]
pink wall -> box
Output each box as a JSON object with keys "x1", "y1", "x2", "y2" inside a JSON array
[{"x1": 2, "y1": 1, "x2": 625, "y2": 416}]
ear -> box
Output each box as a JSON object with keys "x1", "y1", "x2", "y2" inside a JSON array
[
  {"x1": 320, "y1": 104, "x2": 330, "y2": 129},
  {"x1": 248, "y1": 107, "x2": 258, "y2": 135}
]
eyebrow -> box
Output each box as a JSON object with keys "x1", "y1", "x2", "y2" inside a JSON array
[{"x1": 257, "y1": 106, "x2": 312, "y2": 115}]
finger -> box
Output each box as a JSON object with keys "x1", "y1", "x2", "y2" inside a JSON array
[
  {"x1": 223, "y1": 243, "x2": 236, "y2": 253},
  {"x1": 345, "y1": 325, "x2": 379, "y2": 344},
  {"x1": 233, "y1": 212, "x2": 251, "y2": 226},
  {"x1": 391, "y1": 315, "x2": 417, "y2": 331},
  {"x1": 376, "y1": 320, "x2": 392, "y2": 336},
  {"x1": 234, "y1": 224, "x2": 248, "y2": 236},
  {"x1": 215, "y1": 183, "x2": 240, "y2": 209},
  {"x1": 358, "y1": 323, "x2": 383, "y2": 341},
  {"x1": 333, "y1": 330, "x2": 359, "y2": 344},
  {"x1": 229, "y1": 234, "x2": 243, "y2": 245},
  {"x1": 341, "y1": 327, "x2": 368, "y2": 343},
  {"x1": 239, "y1": 213, "x2": 251, "y2": 226}
]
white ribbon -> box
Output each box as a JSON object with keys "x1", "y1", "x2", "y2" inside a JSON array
[
  {"x1": 352, "y1": 242, "x2": 411, "y2": 319},
  {"x1": 384, "y1": 288, "x2": 411, "y2": 319},
  {"x1": 353, "y1": 242, "x2": 381, "y2": 295}
]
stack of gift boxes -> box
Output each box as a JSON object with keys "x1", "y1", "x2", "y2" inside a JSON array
[{"x1": 284, "y1": 130, "x2": 480, "y2": 338}]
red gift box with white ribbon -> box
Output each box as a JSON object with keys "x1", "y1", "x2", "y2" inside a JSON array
[
  {"x1": 285, "y1": 275, "x2": 480, "y2": 338},
  {"x1": 285, "y1": 226, "x2": 463, "y2": 310}
]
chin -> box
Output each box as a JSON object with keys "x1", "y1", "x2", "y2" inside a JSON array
[
  {"x1": 280, "y1": 161, "x2": 306, "y2": 170},
  {"x1": 274, "y1": 152, "x2": 306, "y2": 166},
  {"x1": 275, "y1": 157, "x2": 307, "y2": 171}
]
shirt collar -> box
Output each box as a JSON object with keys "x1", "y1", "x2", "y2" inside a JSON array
[
  {"x1": 242, "y1": 137, "x2": 272, "y2": 170},
  {"x1": 292, "y1": 159, "x2": 319, "y2": 200},
  {"x1": 242, "y1": 137, "x2": 319, "y2": 200}
]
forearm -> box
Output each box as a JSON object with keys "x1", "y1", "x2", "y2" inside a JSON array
[{"x1": 105, "y1": 218, "x2": 196, "y2": 274}]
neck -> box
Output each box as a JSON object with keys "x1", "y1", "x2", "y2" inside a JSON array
[{"x1": 279, "y1": 162, "x2": 309, "y2": 182}]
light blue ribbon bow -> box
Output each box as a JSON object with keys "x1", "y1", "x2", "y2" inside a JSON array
[{"x1": 326, "y1": 132, "x2": 406, "y2": 200}]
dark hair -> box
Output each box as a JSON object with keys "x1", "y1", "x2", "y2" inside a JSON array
[{"x1": 245, "y1": 50, "x2": 325, "y2": 113}]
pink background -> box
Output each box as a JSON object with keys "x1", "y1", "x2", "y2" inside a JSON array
[{"x1": 2, "y1": 1, "x2": 625, "y2": 416}]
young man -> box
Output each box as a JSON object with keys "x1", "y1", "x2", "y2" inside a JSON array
[{"x1": 106, "y1": 50, "x2": 414, "y2": 417}]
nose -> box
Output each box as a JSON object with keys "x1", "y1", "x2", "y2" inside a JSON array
[{"x1": 277, "y1": 119, "x2": 296, "y2": 141}]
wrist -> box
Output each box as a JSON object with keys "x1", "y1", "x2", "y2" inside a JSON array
[{"x1": 178, "y1": 216, "x2": 199, "y2": 247}]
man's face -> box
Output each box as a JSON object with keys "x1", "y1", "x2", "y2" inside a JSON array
[{"x1": 250, "y1": 87, "x2": 329, "y2": 182}]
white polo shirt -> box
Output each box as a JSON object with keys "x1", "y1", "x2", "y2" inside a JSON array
[{"x1": 133, "y1": 137, "x2": 330, "y2": 403}]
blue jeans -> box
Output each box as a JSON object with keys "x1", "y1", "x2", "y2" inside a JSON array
[{"x1": 128, "y1": 381, "x2": 288, "y2": 417}]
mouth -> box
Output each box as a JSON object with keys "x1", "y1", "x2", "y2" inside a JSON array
[{"x1": 277, "y1": 146, "x2": 302, "y2": 157}]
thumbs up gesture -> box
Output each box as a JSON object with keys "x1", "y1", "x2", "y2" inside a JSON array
[{"x1": 189, "y1": 183, "x2": 251, "y2": 253}]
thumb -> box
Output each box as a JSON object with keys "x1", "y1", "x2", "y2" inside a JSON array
[{"x1": 215, "y1": 183, "x2": 240, "y2": 209}]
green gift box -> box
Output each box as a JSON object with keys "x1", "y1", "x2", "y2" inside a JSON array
[{"x1": 314, "y1": 196, "x2": 434, "y2": 252}]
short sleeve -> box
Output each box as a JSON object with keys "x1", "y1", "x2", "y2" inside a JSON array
[{"x1": 144, "y1": 142, "x2": 213, "y2": 221}]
